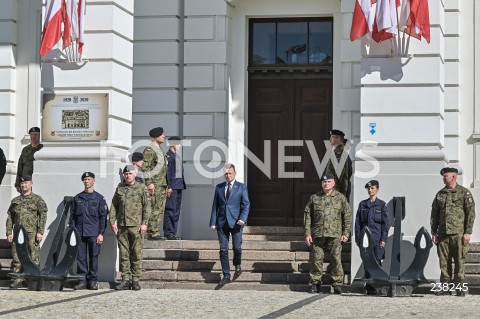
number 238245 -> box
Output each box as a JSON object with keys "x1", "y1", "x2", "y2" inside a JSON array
[{"x1": 430, "y1": 283, "x2": 468, "y2": 292}]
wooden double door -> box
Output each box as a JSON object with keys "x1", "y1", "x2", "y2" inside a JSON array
[{"x1": 247, "y1": 77, "x2": 332, "y2": 226}]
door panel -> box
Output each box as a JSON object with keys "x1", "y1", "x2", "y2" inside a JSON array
[{"x1": 247, "y1": 77, "x2": 332, "y2": 226}]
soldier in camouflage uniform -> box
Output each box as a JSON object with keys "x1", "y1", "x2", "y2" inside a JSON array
[
  {"x1": 324, "y1": 130, "x2": 351, "y2": 199},
  {"x1": 5, "y1": 175, "x2": 48, "y2": 289},
  {"x1": 304, "y1": 173, "x2": 351, "y2": 295},
  {"x1": 143, "y1": 127, "x2": 172, "y2": 240},
  {"x1": 431, "y1": 167, "x2": 476, "y2": 297},
  {"x1": 15, "y1": 127, "x2": 43, "y2": 190},
  {"x1": 110, "y1": 165, "x2": 151, "y2": 291}
]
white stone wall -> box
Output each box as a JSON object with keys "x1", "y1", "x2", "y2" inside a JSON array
[
  {"x1": 132, "y1": 0, "x2": 231, "y2": 239},
  {"x1": 0, "y1": 0, "x2": 18, "y2": 237},
  {"x1": 34, "y1": 0, "x2": 135, "y2": 281}
]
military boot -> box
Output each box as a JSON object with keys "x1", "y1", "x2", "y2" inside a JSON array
[
  {"x1": 131, "y1": 281, "x2": 141, "y2": 291},
  {"x1": 10, "y1": 279, "x2": 23, "y2": 289},
  {"x1": 115, "y1": 280, "x2": 131, "y2": 290}
]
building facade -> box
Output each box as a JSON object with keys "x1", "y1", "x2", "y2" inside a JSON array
[{"x1": 0, "y1": 0, "x2": 479, "y2": 281}]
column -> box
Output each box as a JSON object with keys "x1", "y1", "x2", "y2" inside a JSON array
[
  {"x1": 351, "y1": 0, "x2": 445, "y2": 281},
  {"x1": 35, "y1": 0, "x2": 135, "y2": 282}
]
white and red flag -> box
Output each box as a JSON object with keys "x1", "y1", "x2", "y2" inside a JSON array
[
  {"x1": 64, "y1": 0, "x2": 86, "y2": 53},
  {"x1": 39, "y1": 0, "x2": 86, "y2": 57},
  {"x1": 350, "y1": 0, "x2": 374, "y2": 41},
  {"x1": 399, "y1": 0, "x2": 430, "y2": 43},
  {"x1": 351, "y1": 0, "x2": 430, "y2": 44},
  {"x1": 371, "y1": 0, "x2": 399, "y2": 43},
  {"x1": 39, "y1": 0, "x2": 65, "y2": 57}
]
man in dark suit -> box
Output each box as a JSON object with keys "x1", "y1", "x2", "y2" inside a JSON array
[
  {"x1": 209, "y1": 163, "x2": 250, "y2": 285},
  {"x1": 163, "y1": 136, "x2": 186, "y2": 240}
]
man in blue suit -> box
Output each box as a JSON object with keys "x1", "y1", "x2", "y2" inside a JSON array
[{"x1": 209, "y1": 163, "x2": 250, "y2": 285}]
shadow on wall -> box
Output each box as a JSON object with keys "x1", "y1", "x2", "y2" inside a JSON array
[
  {"x1": 41, "y1": 49, "x2": 88, "y2": 89},
  {"x1": 360, "y1": 57, "x2": 408, "y2": 82}
]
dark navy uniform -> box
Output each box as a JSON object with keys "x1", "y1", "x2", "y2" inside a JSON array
[
  {"x1": 354, "y1": 198, "x2": 389, "y2": 263},
  {"x1": 0, "y1": 147, "x2": 6, "y2": 185},
  {"x1": 69, "y1": 191, "x2": 108, "y2": 284},
  {"x1": 163, "y1": 147, "x2": 186, "y2": 238}
]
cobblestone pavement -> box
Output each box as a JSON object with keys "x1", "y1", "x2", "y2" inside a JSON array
[{"x1": 0, "y1": 288, "x2": 477, "y2": 319}]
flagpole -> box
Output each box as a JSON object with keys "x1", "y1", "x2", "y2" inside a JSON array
[{"x1": 396, "y1": 1, "x2": 401, "y2": 56}]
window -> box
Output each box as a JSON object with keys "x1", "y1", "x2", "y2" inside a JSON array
[{"x1": 250, "y1": 18, "x2": 333, "y2": 66}]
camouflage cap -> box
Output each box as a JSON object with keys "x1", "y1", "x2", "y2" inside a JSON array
[
  {"x1": 28, "y1": 127, "x2": 40, "y2": 133},
  {"x1": 81, "y1": 172, "x2": 95, "y2": 180},
  {"x1": 440, "y1": 167, "x2": 458, "y2": 175},
  {"x1": 321, "y1": 173, "x2": 335, "y2": 181},
  {"x1": 20, "y1": 175, "x2": 32, "y2": 182},
  {"x1": 365, "y1": 180, "x2": 379, "y2": 188}
]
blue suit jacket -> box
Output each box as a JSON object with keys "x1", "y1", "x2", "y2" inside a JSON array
[
  {"x1": 209, "y1": 180, "x2": 250, "y2": 229},
  {"x1": 166, "y1": 149, "x2": 186, "y2": 190}
]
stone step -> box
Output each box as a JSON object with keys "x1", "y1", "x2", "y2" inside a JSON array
[
  {"x1": 0, "y1": 250, "x2": 12, "y2": 259},
  {"x1": 466, "y1": 252, "x2": 480, "y2": 263},
  {"x1": 143, "y1": 260, "x2": 308, "y2": 273},
  {"x1": 0, "y1": 258, "x2": 11, "y2": 268},
  {"x1": 469, "y1": 243, "x2": 480, "y2": 253},
  {"x1": 142, "y1": 249, "x2": 351, "y2": 263},
  {"x1": 142, "y1": 260, "x2": 350, "y2": 274},
  {"x1": 243, "y1": 226, "x2": 304, "y2": 235},
  {"x1": 465, "y1": 264, "x2": 480, "y2": 273},
  {"x1": 144, "y1": 240, "x2": 311, "y2": 251},
  {"x1": 243, "y1": 235, "x2": 305, "y2": 241},
  {"x1": 141, "y1": 270, "x2": 310, "y2": 284}
]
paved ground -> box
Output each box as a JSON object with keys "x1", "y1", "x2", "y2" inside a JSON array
[{"x1": 0, "y1": 288, "x2": 477, "y2": 319}]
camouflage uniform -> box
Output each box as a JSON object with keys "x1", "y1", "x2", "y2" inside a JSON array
[
  {"x1": 5, "y1": 193, "x2": 48, "y2": 272},
  {"x1": 431, "y1": 184, "x2": 476, "y2": 283},
  {"x1": 324, "y1": 145, "x2": 349, "y2": 196},
  {"x1": 304, "y1": 190, "x2": 351, "y2": 285},
  {"x1": 143, "y1": 142, "x2": 168, "y2": 238},
  {"x1": 15, "y1": 144, "x2": 43, "y2": 188},
  {"x1": 110, "y1": 181, "x2": 151, "y2": 282}
]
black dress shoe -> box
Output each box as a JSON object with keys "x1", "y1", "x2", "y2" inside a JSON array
[
  {"x1": 74, "y1": 282, "x2": 87, "y2": 290},
  {"x1": 235, "y1": 265, "x2": 242, "y2": 276},
  {"x1": 219, "y1": 276, "x2": 231, "y2": 285},
  {"x1": 87, "y1": 282, "x2": 98, "y2": 290}
]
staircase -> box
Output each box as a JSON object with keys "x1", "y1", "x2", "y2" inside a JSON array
[
  {"x1": 140, "y1": 226, "x2": 350, "y2": 292},
  {"x1": 0, "y1": 239, "x2": 11, "y2": 287},
  {"x1": 2, "y1": 231, "x2": 479, "y2": 292}
]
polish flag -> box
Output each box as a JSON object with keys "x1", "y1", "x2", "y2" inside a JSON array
[
  {"x1": 399, "y1": 0, "x2": 430, "y2": 43},
  {"x1": 64, "y1": 0, "x2": 86, "y2": 53},
  {"x1": 350, "y1": 0, "x2": 374, "y2": 41},
  {"x1": 372, "y1": 0, "x2": 399, "y2": 43},
  {"x1": 39, "y1": 0, "x2": 65, "y2": 57}
]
